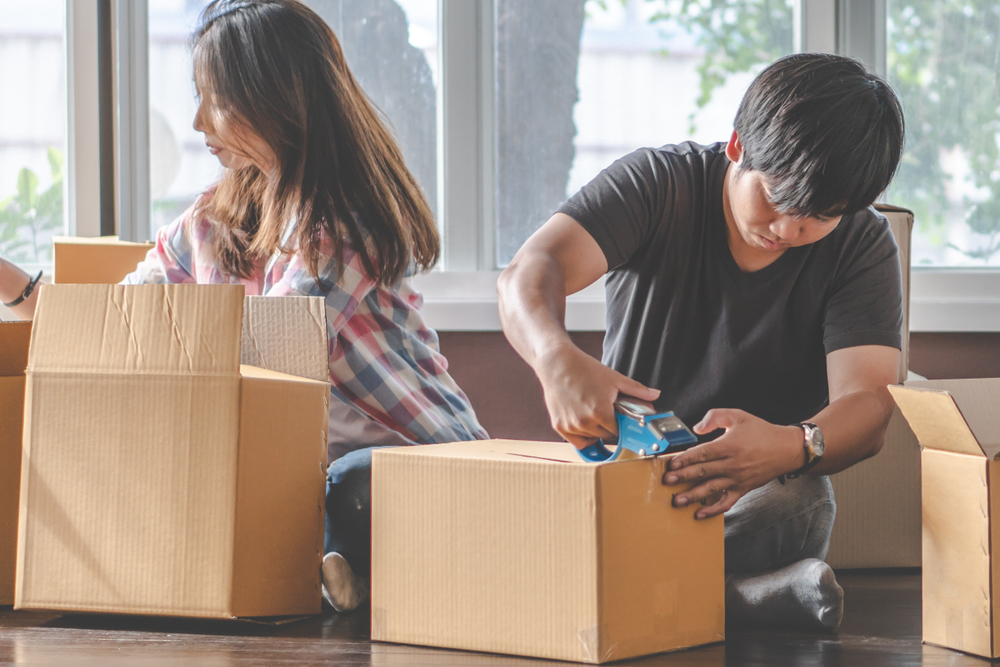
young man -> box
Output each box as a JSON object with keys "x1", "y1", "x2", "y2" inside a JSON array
[{"x1": 497, "y1": 54, "x2": 905, "y2": 630}]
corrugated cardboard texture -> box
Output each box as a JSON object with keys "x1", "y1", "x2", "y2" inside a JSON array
[
  {"x1": 17, "y1": 285, "x2": 245, "y2": 616},
  {"x1": 991, "y1": 462, "x2": 1000, "y2": 657},
  {"x1": 242, "y1": 296, "x2": 329, "y2": 382},
  {"x1": 0, "y1": 321, "x2": 31, "y2": 604},
  {"x1": 230, "y1": 365, "x2": 329, "y2": 617},
  {"x1": 889, "y1": 384, "x2": 986, "y2": 458},
  {"x1": 904, "y1": 379, "x2": 1000, "y2": 459},
  {"x1": 597, "y1": 457, "x2": 725, "y2": 661},
  {"x1": 921, "y1": 449, "x2": 993, "y2": 657},
  {"x1": 371, "y1": 441, "x2": 724, "y2": 663},
  {"x1": 53, "y1": 236, "x2": 154, "y2": 285},
  {"x1": 825, "y1": 206, "x2": 917, "y2": 569}
]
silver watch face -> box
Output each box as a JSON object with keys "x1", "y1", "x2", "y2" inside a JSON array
[{"x1": 805, "y1": 423, "x2": 825, "y2": 459}]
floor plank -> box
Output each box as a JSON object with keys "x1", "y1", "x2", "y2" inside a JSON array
[{"x1": 0, "y1": 571, "x2": 990, "y2": 666}]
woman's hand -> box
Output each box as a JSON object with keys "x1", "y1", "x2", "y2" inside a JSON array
[
  {"x1": 535, "y1": 342, "x2": 660, "y2": 449},
  {"x1": 662, "y1": 409, "x2": 804, "y2": 520}
]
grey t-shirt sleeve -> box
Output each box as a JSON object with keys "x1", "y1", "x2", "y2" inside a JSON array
[
  {"x1": 558, "y1": 148, "x2": 672, "y2": 270},
  {"x1": 822, "y1": 209, "x2": 904, "y2": 354}
]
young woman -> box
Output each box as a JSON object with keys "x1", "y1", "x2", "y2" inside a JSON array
[{"x1": 0, "y1": 0, "x2": 487, "y2": 612}]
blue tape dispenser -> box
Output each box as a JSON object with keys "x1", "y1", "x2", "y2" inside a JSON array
[{"x1": 577, "y1": 395, "x2": 699, "y2": 463}]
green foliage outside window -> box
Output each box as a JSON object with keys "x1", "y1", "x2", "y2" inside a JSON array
[
  {"x1": 0, "y1": 147, "x2": 63, "y2": 265},
  {"x1": 597, "y1": 0, "x2": 999, "y2": 262}
]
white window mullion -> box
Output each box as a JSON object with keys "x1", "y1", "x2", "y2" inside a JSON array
[
  {"x1": 113, "y1": 0, "x2": 150, "y2": 243},
  {"x1": 795, "y1": 0, "x2": 837, "y2": 54},
  {"x1": 66, "y1": 0, "x2": 102, "y2": 237},
  {"x1": 837, "y1": 0, "x2": 886, "y2": 77},
  {"x1": 438, "y1": 0, "x2": 494, "y2": 271}
]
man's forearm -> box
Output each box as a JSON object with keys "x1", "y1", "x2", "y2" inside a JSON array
[
  {"x1": 497, "y1": 253, "x2": 575, "y2": 371},
  {"x1": 808, "y1": 388, "x2": 895, "y2": 475}
]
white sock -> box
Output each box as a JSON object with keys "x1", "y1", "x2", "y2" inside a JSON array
[
  {"x1": 726, "y1": 558, "x2": 844, "y2": 631},
  {"x1": 321, "y1": 552, "x2": 370, "y2": 613}
]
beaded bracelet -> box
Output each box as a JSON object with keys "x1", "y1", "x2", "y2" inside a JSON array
[{"x1": 3, "y1": 270, "x2": 43, "y2": 308}]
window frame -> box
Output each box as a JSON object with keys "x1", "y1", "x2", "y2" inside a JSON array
[{"x1": 60, "y1": 0, "x2": 1000, "y2": 332}]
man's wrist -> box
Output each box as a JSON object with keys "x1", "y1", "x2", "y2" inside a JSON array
[{"x1": 781, "y1": 424, "x2": 807, "y2": 475}]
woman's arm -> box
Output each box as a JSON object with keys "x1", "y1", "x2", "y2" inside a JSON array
[{"x1": 0, "y1": 257, "x2": 41, "y2": 321}]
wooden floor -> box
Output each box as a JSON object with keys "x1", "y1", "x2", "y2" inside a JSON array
[{"x1": 0, "y1": 571, "x2": 986, "y2": 666}]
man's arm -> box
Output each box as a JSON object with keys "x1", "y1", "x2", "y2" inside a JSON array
[
  {"x1": 497, "y1": 212, "x2": 660, "y2": 448},
  {"x1": 663, "y1": 344, "x2": 900, "y2": 519},
  {"x1": 0, "y1": 257, "x2": 40, "y2": 320}
]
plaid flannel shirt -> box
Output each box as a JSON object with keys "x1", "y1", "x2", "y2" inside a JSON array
[{"x1": 123, "y1": 192, "x2": 488, "y2": 451}]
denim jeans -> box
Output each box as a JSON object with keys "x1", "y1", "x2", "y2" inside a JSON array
[
  {"x1": 723, "y1": 474, "x2": 837, "y2": 574},
  {"x1": 324, "y1": 446, "x2": 391, "y2": 578},
  {"x1": 326, "y1": 446, "x2": 837, "y2": 579}
]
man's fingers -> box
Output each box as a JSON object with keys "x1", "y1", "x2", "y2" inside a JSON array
[
  {"x1": 616, "y1": 373, "x2": 660, "y2": 402},
  {"x1": 671, "y1": 477, "x2": 736, "y2": 509},
  {"x1": 694, "y1": 487, "x2": 743, "y2": 520},
  {"x1": 662, "y1": 458, "x2": 728, "y2": 485},
  {"x1": 668, "y1": 440, "x2": 729, "y2": 471},
  {"x1": 693, "y1": 408, "x2": 743, "y2": 435}
]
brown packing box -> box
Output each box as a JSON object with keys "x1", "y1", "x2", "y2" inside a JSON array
[
  {"x1": 826, "y1": 204, "x2": 919, "y2": 569},
  {"x1": 0, "y1": 322, "x2": 31, "y2": 605},
  {"x1": 371, "y1": 440, "x2": 725, "y2": 663},
  {"x1": 15, "y1": 284, "x2": 331, "y2": 619},
  {"x1": 889, "y1": 379, "x2": 1000, "y2": 658},
  {"x1": 53, "y1": 236, "x2": 155, "y2": 285}
]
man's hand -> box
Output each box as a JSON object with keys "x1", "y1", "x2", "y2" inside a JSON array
[
  {"x1": 537, "y1": 342, "x2": 659, "y2": 449},
  {"x1": 663, "y1": 409, "x2": 803, "y2": 520}
]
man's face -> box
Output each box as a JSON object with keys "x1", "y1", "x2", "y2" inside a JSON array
[{"x1": 726, "y1": 167, "x2": 843, "y2": 255}]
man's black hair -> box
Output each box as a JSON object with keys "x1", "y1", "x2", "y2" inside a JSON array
[{"x1": 733, "y1": 53, "x2": 905, "y2": 218}]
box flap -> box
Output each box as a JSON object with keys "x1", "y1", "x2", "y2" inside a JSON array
[
  {"x1": 53, "y1": 236, "x2": 154, "y2": 285},
  {"x1": 888, "y1": 384, "x2": 987, "y2": 458},
  {"x1": 28, "y1": 284, "x2": 243, "y2": 376},
  {"x1": 241, "y1": 296, "x2": 329, "y2": 382},
  {"x1": 0, "y1": 321, "x2": 31, "y2": 377}
]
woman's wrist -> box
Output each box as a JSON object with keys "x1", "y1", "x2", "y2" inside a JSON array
[{"x1": 0, "y1": 258, "x2": 32, "y2": 305}]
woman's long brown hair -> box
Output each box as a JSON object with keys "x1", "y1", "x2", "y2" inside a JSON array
[{"x1": 193, "y1": 0, "x2": 439, "y2": 285}]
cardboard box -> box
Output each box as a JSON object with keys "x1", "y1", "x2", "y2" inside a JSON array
[
  {"x1": 53, "y1": 236, "x2": 154, "y2": 285},
  {"x1": 15, "y1": 284, "x2": 331, "y2": 619},
  {"x1": 826, "y1": 204, "x2": 919, "y2": 569},
  {"x1": 0, "y1": 321, "x2": 31, "y2": 605},
  {"x1": 889, "y1": 379, "x2": 1000, "y2": 658},
  {"x1": 371, "y1": 440, "x2": 724, "y2": 663}
]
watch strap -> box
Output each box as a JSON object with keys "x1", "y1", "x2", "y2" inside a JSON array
[{"x1": 3, "y1": 270, "x2": 43, "y2": 308}]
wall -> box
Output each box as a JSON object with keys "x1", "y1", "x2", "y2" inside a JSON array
[{"x1": 441, "y1": 331, "x2": 1000, "y2": 441}]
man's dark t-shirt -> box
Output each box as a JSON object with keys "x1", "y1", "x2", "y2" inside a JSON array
[{"x1": 558, "y1": 142, "x2": 903, "y2": 430}]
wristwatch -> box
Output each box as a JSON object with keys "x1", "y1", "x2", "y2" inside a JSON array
[{"x1": 778, "y1": 422, "x2": 825, "y2": 484}]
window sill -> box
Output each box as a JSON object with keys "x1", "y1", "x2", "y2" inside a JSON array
[
  {"x1": 416, "y1": 269, "x2": 1000, "y2": 333},
  {"x1": 412, "y1": 271, "x2": 606, "y2": 332}
]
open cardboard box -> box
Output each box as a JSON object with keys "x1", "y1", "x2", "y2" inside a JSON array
[
  {"x1": 371, "y1": 440, "x2": 725, "y2": 663},
  {"x1": 15, "y1": 284, "x2": 331, "y2": 620},
  {"x1": 890, "y1": 379, "x2": 1000, "y2": 659},
  {"x1": 0, "y1": 321, "x2": 31, "y2": 605},
  {"x1": 52, "y1": 236, "x2": 154, "y2": 285}
]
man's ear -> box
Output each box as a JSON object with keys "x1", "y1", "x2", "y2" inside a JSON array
[{"x1": 725, "y1": 130, "x2": 743, "y2": 164}]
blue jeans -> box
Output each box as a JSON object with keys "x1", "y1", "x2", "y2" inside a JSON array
[
  {"x1": 325, "y1": 447, "x2": 836, "y2": 578},
  {"x1": 724, "y1": 474, "x2": 837, "y2": 574},
  {"x1": 324, "y1": 446, "x2": 391, "y2": 578}
]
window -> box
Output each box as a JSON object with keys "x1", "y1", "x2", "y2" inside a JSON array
[
  {"x1": 0, "y1": 0, "x2": 65, "y2": 271},
  {"x1": 494, "y1": 0, "x2": 795, "y2": 265},
  {"x1": 146, "y1": 0, "x2": 438, "y2": 240},
  {"x1": 887, "y1": 0, "x2": 1000, "y2": 267},
  {"x1": 61, "y1": 0, "x2": 998, "y2": 330}
]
